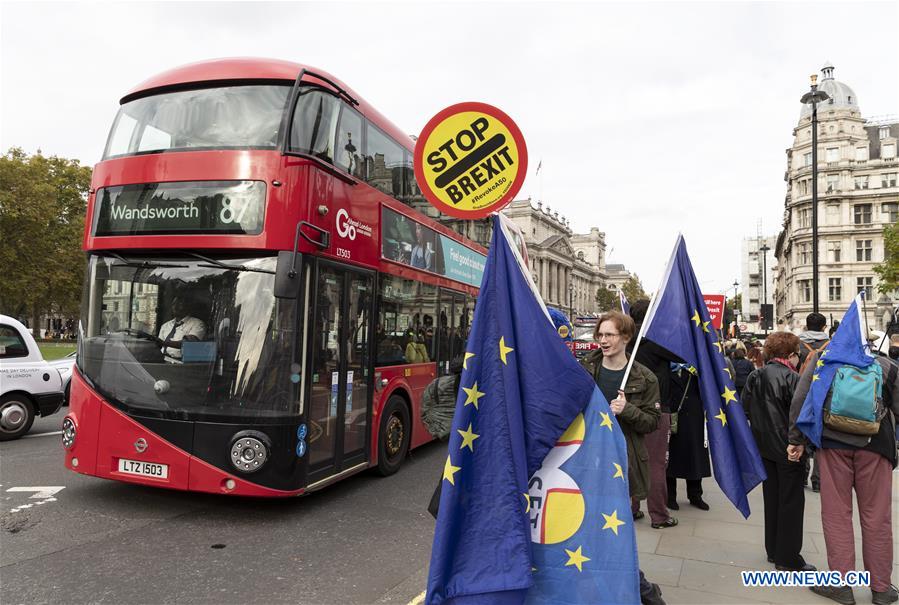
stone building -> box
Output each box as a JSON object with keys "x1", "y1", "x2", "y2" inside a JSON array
[
  {"x1": 501, "y1": 199, "x2": 629, "y2": 315},
  {"x1": 741, "y1": 235, "x2": 777, "y2": 332},
  {"x1": 775, "y1": 63, "x2": 899, "y2": 331}
]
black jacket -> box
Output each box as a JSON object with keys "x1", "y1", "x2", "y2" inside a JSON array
[
  {"x1": 741, "y1": 360, "x2": 799, "y2": 462},
  {"x1": 733, "y1": 358, "x2": 755, "y2": 393}
]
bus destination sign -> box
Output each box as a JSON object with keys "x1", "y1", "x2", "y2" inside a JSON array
[
  {"x1": 93, "y1": 180, "x2": 265, "y2": 236},
  {"x1": 414, "y1": 102, "x2": 527, "y2": 219}
]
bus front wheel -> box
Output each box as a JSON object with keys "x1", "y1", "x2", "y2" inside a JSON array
[{"x1": 377, "y1": 395, "x2": 410, "y2": 476}]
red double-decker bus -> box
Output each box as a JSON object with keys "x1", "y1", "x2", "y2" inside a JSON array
[{"x1": 63, "y1": 58, "x2": 488, "y2": 496}]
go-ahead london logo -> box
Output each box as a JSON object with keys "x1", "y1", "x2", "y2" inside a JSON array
[{"x1": 414, "y1": 102, "x2": 527, "y2": 220}]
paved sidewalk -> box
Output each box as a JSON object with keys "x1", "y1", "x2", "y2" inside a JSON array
[{"x1": 634, "y1": 469, "x2": 899, "y2": 604}]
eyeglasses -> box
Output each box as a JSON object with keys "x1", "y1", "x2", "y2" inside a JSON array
[{"x1": 596, "y1": 332, "x2": 621, "y2": 340}]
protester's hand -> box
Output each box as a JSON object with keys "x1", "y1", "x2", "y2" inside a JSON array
[
  {"x1": 610, "y1": 390, "x2": 627, "y2": 415},
  {"x1": 786, "y1": 444, "x2": 804, "y2": 462}
]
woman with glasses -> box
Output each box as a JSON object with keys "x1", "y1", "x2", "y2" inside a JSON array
[
  {"x1": 741, "y1": 331, "x2": 815, "y2": 572},
  {"x1": 581, "y1": 311, "x2": 661, "y2": 507},
  {"x1": 581, "y1": 310, "x2": 664, "y2": 604}
]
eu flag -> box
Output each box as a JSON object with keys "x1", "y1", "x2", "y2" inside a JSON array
[
  {"x1": 640, "y1": 236, "x2": 765, "y2": 518},
  {"x1": 619, "y1": 289, "x2": 630, "y2": 315},
  {"x1": 426, "y1": 216, "x2": 638, "y2": 604},
  {"x1": 796, "y1": 293, "x2": 875, "y2": 447}
]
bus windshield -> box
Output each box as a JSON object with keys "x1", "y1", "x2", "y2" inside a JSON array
[
  {"x1": 78, "y1": 255, "x2": 298, "y2": 419},
  {"x1": 103, "y1": 85, "x2": 290, "y2": 158}
]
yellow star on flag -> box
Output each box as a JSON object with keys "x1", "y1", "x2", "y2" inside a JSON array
[
  {"x1": 821, "y1": 349, "x2": 829, "y2": 357},
  {"x1": 702, "y1": 320, "x2": 711, "y2": 333},
  {"x1": 463, "y1": 352, "x2": 475, "y2": 370},
  {"x1": 599, "y1": 412, "x2": 614, "y2": 431},
  {"x1": 462, "y1": 382, "x2": 485, "y2": 409},
  {"x1": 723, "y1": 367, "x2": 733, "y2": 379},
  {"x1": 812, "y1": 373, "x2": 821, "y2": 382},
  {"x1": 721, "y1": 386, "x2": 737, "y2": 405},
  {"x1": 564, "y1": 546, "x2": 590, "y2": 572},
  {"x1": 714, "y1": 341, "x2": 723, "y2": 353},
  {"x1": 457, "y1": 423, "x2": 480, "y2": 451},
  {"x1": 443, "y1": 455, "x2": 461, "y2": 485},
  {"x1": 612, "y1": 462, "x2": 624, "y2": 480},
  {"x1": 691, "y1": 310, "x2": 702, "y2": 327},
  {"x1": 602, "y1": 510, "x2": 626, "y2": 535},
  {"x1": 816, "y1": 359, "x2": 825, "y2": 368},
  {"x1": 714, "y1": 408, "x2": 728, "y2": 426},
  {"x1": 524, "y1": 493, "x2": 530, "y2": 513},
  {"x1": 499, "y1": 337, "x2": 514, "y2": 365},
  {"x1": 688, "y1": 365, "x2": 698, "y2": 375}
]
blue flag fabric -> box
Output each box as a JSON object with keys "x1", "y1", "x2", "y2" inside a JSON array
[
  {"x1": 619, "y1": 290, "x2": 630, "y2": 315},
  {"x1": 426, "y1": 216, "x2": 638, "y2": 604},
  {"x1": 641, "y1": 236, "x2": 765, "y2": 518},
  {"x1": 796, "y1": 293, "x2": 875, "y2": 448},
  {"x1": 526, "y1": 387, "x2": 640, "y2": 604}
]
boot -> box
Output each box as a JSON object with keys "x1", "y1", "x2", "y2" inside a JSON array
[{"x1": 810, "y1": 585, "x2": 855, "y2": 605}]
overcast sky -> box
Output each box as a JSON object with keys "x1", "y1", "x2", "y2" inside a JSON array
[{"x1": 2, "y1": 1, "x2": 897, "y2": 295}]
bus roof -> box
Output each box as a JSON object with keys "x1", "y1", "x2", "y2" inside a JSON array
[{"x1": 121, "y1": 57, "x2": 416, "y2": 152}]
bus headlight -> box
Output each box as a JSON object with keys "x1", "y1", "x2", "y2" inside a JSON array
[
  {"x1": 62, "y1": 417, "x2": 77, "y2": 449},
  {"x1": 229, "y1": 431, "x2": 270, "y2": 474}
]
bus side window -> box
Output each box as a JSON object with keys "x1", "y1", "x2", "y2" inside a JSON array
[
  {"x1": 336, "y1": 106, "x2": 364, "y2": 178},
  {"x1": 365, "y1": 123, "x2": 404, "y2": 199},
  {"x1": 289, "y1": 90, "x2": 339, "y2": 163}
]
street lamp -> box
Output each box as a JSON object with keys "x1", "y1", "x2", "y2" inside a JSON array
[
  {"x1": 731, "y1": 279, "x2": 739, "y2": 336},
  {"x1": 760, "y1": 243, "x2": 771, "y2": 335},
  {"x1": 801, "y1": 73, "x2": 830, "y2": 313}
]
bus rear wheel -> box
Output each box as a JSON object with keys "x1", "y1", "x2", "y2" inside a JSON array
[
  {"x1": 377, "y1": 395, "x2": 410, "y2": 476},
  {"x1": 0, "y1": 394, "x2": 35, "y2": 441}
]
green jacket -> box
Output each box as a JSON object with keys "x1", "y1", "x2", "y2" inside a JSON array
[{"x1": 581, "y1": 350, "x2": 661, "y2": 500}]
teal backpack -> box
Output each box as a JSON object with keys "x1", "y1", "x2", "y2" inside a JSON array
[{"x1": 824, "y1": 361, "x2": 885, "y2": 436}]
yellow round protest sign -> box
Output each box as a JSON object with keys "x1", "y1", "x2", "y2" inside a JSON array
[{"x1": 414, "y1": 102, "x2": 527, "y2": 219}]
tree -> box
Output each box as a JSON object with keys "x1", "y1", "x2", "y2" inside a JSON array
[
  {"x1": 874, "y1": 222, "x2": 899, "y2": 293},
  {"x1": 595, "y1": 286, "x2": 618, "y2": 312},
  {"x1": 0, "y1": 148, "x2": 91, "y2": 337},
  {"x1": 621, "y1": 275, "x2": 648, "y2": 303}
]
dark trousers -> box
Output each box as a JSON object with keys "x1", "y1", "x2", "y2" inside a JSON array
[
  {"x1": 761, "y1": 457, "x2": 806, "y2": 569},
  {"x1": 666, "y1": 476, "x2": 702, "y2": 501}
]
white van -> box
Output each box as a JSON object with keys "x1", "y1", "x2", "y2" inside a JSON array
[{"x1": 0, "y1": 314, "x2": 65, "y2": 440}]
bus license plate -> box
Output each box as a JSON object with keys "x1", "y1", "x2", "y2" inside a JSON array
[{"x1": 118, "y1": 458, "x2": 168, "y2": 479}]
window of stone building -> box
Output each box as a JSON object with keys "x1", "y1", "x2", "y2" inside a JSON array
[
  {"x1": 882, "y1": 173, "x2": 898, "y2": 188},
  {"x1": 857, "y1": 277, "x2": 873, "y2": 299},
  {"x1": 856, "y1": 147, "x2": 868, "y2": 162},
  {"x1": 882, "y1": 202, "x2": 899, "y2": 223},
  {"x1": 826, "y1": 203, "x2": 840, "y2": 224},
  {"x1": 826, "y1": 174, "x2": 840, "y2": 193},
  {"x1": 883, "y1": 144, "x2": 896, "y2": 160},
  {"x1": 827, "y1": 241, "x2": 842, "y2": 263},
  {"x1": 826, "y1": 147, "x2": 840, "y2": 163},
  {"x1": 854, "y1": 176, "x2": 869, "y2": 190},
  {"x1": 856, "y1": 239, "x2": 873, "y2": 262},
  {"x1": 854, "y1": 204, "x2": 872, "y2": 224},
  {"x1": 803, "y1": 152, "x2": 812, "y2": 167},
  {"x1": 797, "y1": 243, "x2": 809, "y2": 265},
  {"x1": 880, "y1": 126, "x2": 891, "y2": 140},
  {"x1": 798, "y1": 207, "x2": 811, "y2": 228},
  {"x1": 798, "y1": 280, "x2": 811, "y2": 303},
  {"x1": 828, "y1": 278, "x2": 842, "y2": 302}
]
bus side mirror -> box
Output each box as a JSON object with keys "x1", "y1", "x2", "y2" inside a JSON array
[{"x1": 275, "y1": 251, "x2": 301, "y2": 299}]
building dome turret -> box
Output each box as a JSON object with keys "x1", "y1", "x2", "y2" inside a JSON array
[{"x1": 800, "y1": 62, "x2": 859, "y2": 118}]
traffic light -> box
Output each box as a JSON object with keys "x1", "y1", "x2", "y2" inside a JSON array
[{"x1": 760, "y1": 304, "x2": 774, "y2": 330}]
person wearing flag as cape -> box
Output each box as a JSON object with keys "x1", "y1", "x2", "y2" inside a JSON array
[{"x1": 788, "y1": 293, "x2": 899, "y2": 605}]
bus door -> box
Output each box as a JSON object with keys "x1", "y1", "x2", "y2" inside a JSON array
[
  {"x1": 306, "y1": 261, "x2": 374, "y2": 484},
  {"x1": 435, "y1": 289, "x2": 473, "y2": 375}
]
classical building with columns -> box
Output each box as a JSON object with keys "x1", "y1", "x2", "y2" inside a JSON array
[
  {"x1": 501, "y1": 199, "x2": 630, "y2": 316},
  {"x1": 775, "y1": 63, "x2": 899, "y2": 331}
]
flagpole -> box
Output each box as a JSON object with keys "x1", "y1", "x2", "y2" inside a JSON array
[{"x1": 619, "y1": 234, "x2": 682, "y2": 391}]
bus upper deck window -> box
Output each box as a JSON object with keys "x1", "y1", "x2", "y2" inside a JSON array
[{"x1": 290, "y1": 90, "x2": 339, "y2": 164}]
